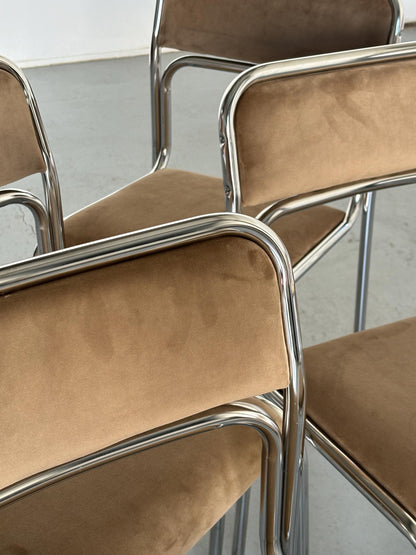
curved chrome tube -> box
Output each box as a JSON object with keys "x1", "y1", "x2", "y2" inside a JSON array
[
  {"x1": 154, "y1": 54, "x2": 251, "y2": 171},
  {"x1": 253, "y1": 171, "x2": 416, "y2": 225},
  {"x1": 0, "y1": 188, "x2": 52, "y2": 254},
  {"x1": 292, "y1": 195, "x2": 362, "y2": 281},
  {"x1": 149, "y1": 0, "x2": 164, "y2": 167},
  {"x1": 0, "y1": 57, "x2": 65, "y2": 251}
]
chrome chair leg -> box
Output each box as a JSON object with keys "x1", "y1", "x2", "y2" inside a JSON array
[
  {"x1": 232, "y1": 489, "x2": 251, "y2": 554},
  {"x1": 354, "y1": 192, "x2": 376, "y2": 332},
  {"x1": 295, "y1": 451, "x2": 309, "y2": 555},
  {"x1": 209, "y1": 516, "x2": 226, "y2": 555}
]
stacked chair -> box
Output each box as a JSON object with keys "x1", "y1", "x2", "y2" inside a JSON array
[
  {"x1": 0, "y1": 40, "x2": 415, "y2": 553},
  {"x1": 0, "y1": 213, "x2": 305, "y2": 554},
  {"x1": 217, "y1": 41, "x2": 416, "y2": 550},
  {"x1": 0, "y1": 4, "x2": 414, "y2": 555}
]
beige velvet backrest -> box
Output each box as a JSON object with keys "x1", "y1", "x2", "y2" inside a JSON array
[
  {"x1": 157, "y1": 0, "x2": 394, "y2": 63},
  {"x1": 231, "y1": 54, "x2": 416, "y2": 207},
  {"x1": 0, "y1": 234, "x2": 289, "y2": 490},
  {"x1": 0, "y1": 68, "x2": 46, "y2": 187}
]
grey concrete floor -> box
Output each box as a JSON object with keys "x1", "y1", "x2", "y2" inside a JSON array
[{"x1": 1, "y1": 28, "x2": 415, "y2": 555}]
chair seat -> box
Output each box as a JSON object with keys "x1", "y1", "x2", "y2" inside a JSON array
[
  {"x1": 0, "y1": 426, "x2": 261, "y2": 554},
  {"x1": 64, "y1": 168, "x2": 345, "y2": 266},
  {"x1": 304, "y1": 317, "x2": 416, "y2": 517}
]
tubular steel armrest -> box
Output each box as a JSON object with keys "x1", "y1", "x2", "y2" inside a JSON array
[
  {"x1": 253, "y1": 172, "x2": 416, "y2": 280},
  {"x1": 0, "y1": 188, "x2": 52, "y2": 255},
  {"x1": 153, "y1": 54, "x2": 252, "y2": 170},
  {"x1": 255, "y1": 172, "x2": 416, "y2": 226}
]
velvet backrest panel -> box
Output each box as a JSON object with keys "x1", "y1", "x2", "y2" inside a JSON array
[
  {"x1": 0, "y1": 235, "x2": 289, "y2": 490},
  {"x1": 234, "y1": 58, "x2": 416, "y2": 206},
  {"x1": 158, "y1": 0, "x2": 393, "y2": 63}
]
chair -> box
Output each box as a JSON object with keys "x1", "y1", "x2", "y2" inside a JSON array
[
  {"x1": 0, "y1": 213, "x2": 305, "y2": 554},
  {"x1": 150, "y1": 0, "x2": 404, "y2": 333},
  {"x1": 304, "y1": 317, "x2": 416, "y2": 547},
  {"x1": 218, "y1": 40, "x2": 416, "y2": 550}
]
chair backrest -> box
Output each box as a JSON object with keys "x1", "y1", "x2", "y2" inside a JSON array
[
  {"x1": 220, "y1": 42, "x2": 416, "y2": 209},
  {"x1": 0, "y1": 215, "x2": 300, "y2": 496},
  {"x1": 155, "y1": 0, "x2": 399, "y2": 63},
  {"x1": 0, "y1": 66, "x2": 46, "y2": 188}
]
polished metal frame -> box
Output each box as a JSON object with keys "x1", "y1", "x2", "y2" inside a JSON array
[
  {"x1": 0, "y1": 57, "x2": 64, "y2": 251},
  {"x1": 0, "y1": 213, "x2": 305, "y2": 555},
  {"x1": 0, "y1": 188, "x2": 51, "y2": 254}
]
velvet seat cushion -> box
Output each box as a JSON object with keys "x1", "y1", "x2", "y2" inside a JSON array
[
  {"x1": 304, "y1": 317, "x2": 416, "y2": 516},
  {"x1": 0, "y1": 426, "x2": 261, "y2": 554},
  {"x1": 64, "y1": 168, "x2": 344, "y2": 266}
]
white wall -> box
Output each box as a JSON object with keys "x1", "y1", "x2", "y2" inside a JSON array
[
  {"x1": 402, "y1": 0, "x2": 416, "y2": 21},
  {"x1": 0, "y1": 0, "x2": 415, "y2": 68},
  {"x1": 0, "y1": 0, "x2": 157, "y2": 67}
]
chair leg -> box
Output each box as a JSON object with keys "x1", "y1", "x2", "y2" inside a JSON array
[
  {"x1": 232, "y1": 489, "x2": 251, "y2": 554},
  {"x1": 209, "y1": 516, "x2": 226, "y2": 555},
  {"x1": 354, "y1": 192, "x2": 376, "y2": 332},
  {"x1": 295, "y1": 451, "x2": 309, "y2": 555}
]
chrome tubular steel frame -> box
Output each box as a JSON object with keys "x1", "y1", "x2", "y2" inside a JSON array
[
  {"x1": 0, "y1": 188, "x2": 51, "y2": 254},
  {"x1": 0, "y1": 57, "x2": 64, "y2": 251},
  {"x1": 0, "y1": 213, "x2": 306, "y2": 555},
  {"x1": 153, "y1": 54, "x2": 251, "y2": 171}
]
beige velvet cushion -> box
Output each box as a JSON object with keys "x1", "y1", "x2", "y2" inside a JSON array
[
  {"x1": 304, "y1": 317, "x2": 416, "y2": 516},
  {"x1": 0, "y1": 69, "x2": 46, "y2": 187},
  {"x1": 158, "y1": 0, "x2": 393, "y2": 63},
  {"x1": 64, "y1": 168, "x2": 344, "y2": 266},
  {"x1": 0, "y1": 427, "x2": 261, "y2": 554},
  {"x1": 0, "y1": 235, "x2": 288, "y2": 490},
  {"x1": 235, "y1": 59, "x2": 416, "y2": 206}
]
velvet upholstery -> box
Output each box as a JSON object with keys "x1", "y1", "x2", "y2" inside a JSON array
[
  {"x1": 0, "y1": 69, "x2": 46, "y2": 187},
  {"x1": 304, "y1": 317, "x2": 416, "y2": 516},
  {"x1": 0, "y1": 235, "x2": 288, "y2": 490},
  {"x1": 158, "y1": 0, "x2": 393, "y2": 63},
  {"x1": 0, "y1": 427, "x2": 261, "y2": 554},
  {"x1": 64, "y1": 168, "x2": 344, "y2": 266},
  {"x1": 235, "y1": 59, "x2": 416, "y2": 206}
]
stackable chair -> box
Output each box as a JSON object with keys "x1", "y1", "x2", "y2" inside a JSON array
[
  {"x1": 0, "y1": 213, "x2": 305, "y2": 555},
  {"x1": 217, "y1": 40, "x2": 416, "y2": 551},
  {"x1": 303, "y1": 317, "x2": 416, "y2": 548},
  {"x1": 150, "y1": 0, "x2": 404, "y2": 332}
]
